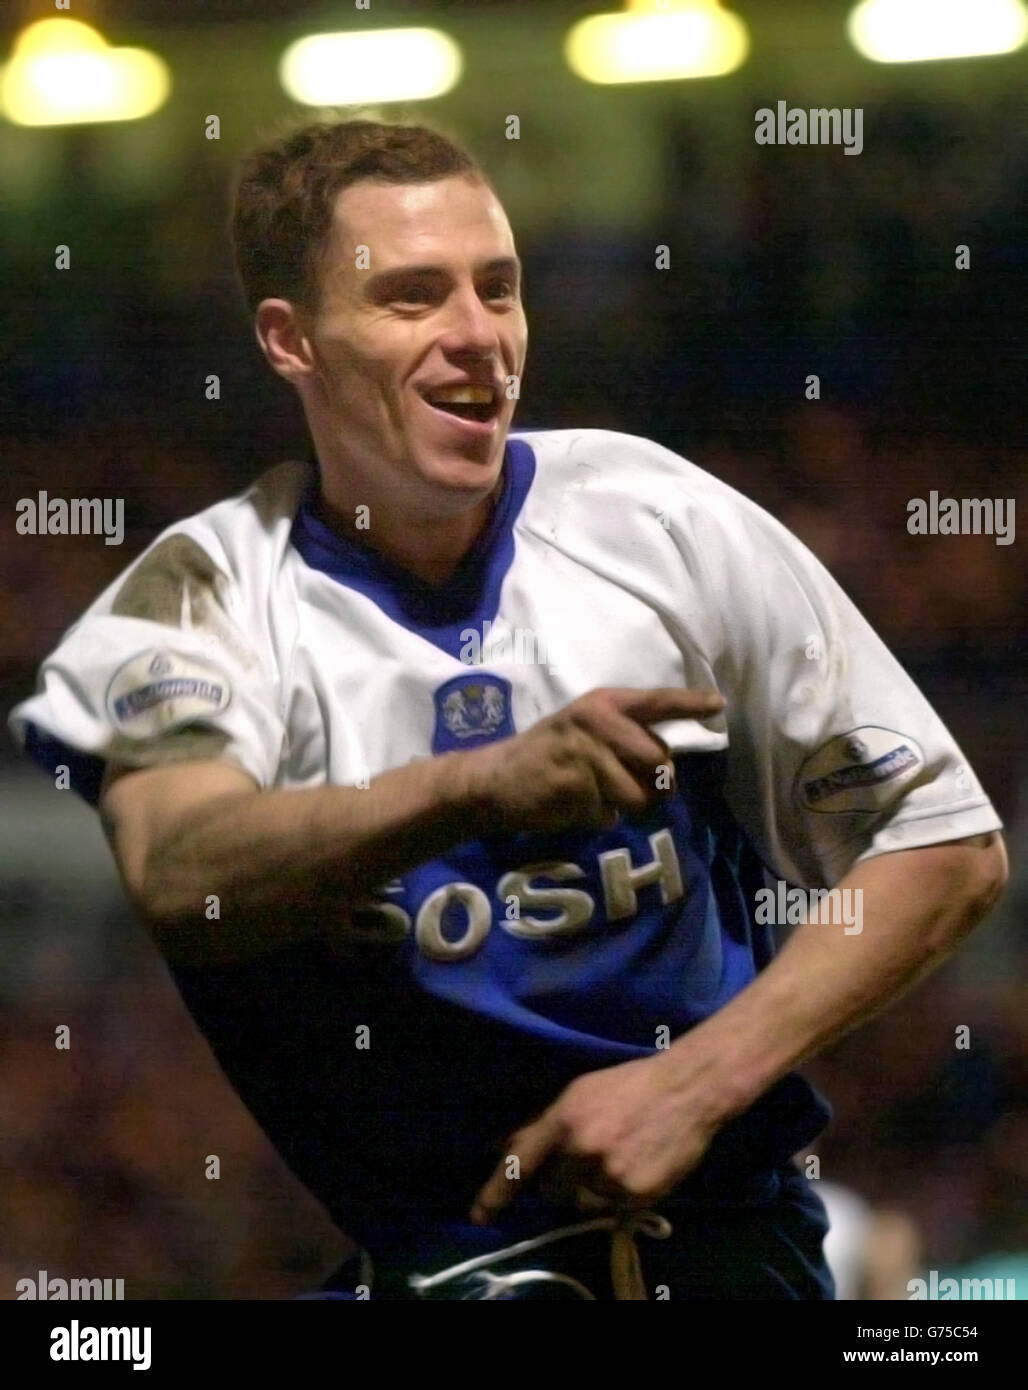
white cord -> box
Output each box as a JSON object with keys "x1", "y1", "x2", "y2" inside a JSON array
[
  {"x1": 408, "y1": 1210, "x2": 672, "y2": 1300},
  {"x1": 470, "y1": 1269, "x2": 599, "y2": 1300}
]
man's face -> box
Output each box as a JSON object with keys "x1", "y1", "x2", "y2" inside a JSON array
[{"x1": 300, "y1": 174, "x2": 528, "y2": 514}]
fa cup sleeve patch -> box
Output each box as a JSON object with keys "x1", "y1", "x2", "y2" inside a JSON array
[
  {"x1": 105, "y1": 648, "x2": 231, "y2": 738},
  {"x1": 794, "y1": 726, "x2": 924, "y2": 814}
]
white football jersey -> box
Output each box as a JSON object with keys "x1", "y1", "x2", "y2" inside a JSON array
[
  {"x1": 11, "y1": 426, "x2": 999, "y2": 884},
  {"x1": 8, "y1": 428, "x2": 1001, "y2": 1234}
]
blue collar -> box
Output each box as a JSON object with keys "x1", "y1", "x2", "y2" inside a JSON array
[{"x1": 290, "y1": 437, "x2": 536, "y2": 658}]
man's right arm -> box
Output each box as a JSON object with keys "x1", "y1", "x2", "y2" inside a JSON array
[
  {"x1": 99, "y1": 685, "x2": 724, "y2": 968},
  {"x1": 99, "y1": 753, "x2": 490, "y2": 967}
]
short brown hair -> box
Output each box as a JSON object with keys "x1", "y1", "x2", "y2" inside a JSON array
[{"x1": 230, "y1": 118, "x2": 491, "y2": 318}]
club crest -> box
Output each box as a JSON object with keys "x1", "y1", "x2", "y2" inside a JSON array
[{"x1": 432, "y1": 673, "x2": 514, "y2": 753}]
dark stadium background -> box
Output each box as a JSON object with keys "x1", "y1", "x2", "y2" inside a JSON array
[{"x1": 1, "y1": 0, "x2": 1024, "y2": 1298}]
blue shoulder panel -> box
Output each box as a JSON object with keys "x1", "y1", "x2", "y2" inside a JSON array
[{"x1": 289, "y1": 438, "x2": 537, "y2": 659}]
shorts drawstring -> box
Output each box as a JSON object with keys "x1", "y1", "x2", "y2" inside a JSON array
[{"x1": 407, "y1": 1209, "x2": 672, "y2": 1300}]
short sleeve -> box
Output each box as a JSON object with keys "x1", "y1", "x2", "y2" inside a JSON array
[
  {"x1": 674, "y1": 492, "x2": 1003, "y2": 887},
  {"x1": 8, "y1": 531, "x2": 286, "y2": 804}
]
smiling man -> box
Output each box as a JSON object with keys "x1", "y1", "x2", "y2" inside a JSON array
[
  {"x1": 10, "y1": 119, "x2": 1007, "y2": 1301},
  {"x1": 257, "y1": 169, "x2": 527, "y2": 587}
]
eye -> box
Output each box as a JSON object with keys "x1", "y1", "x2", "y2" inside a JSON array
[
  {"x1": 396, "y1": 287, "x2": 431, "y2": 305},
  {"x1": 484, "y1": 279, "x2": 515, "y2": 300}
]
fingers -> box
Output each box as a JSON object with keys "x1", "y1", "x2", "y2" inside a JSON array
[
  {"x1": 572, "y1": 686, "x2": 723, "y2": 772},
  {"x1": 473, "y1": 1144, "x2": 649, "y2": 1227},
  {"x1": 470, "y1": 1111, "x2": 564, "y2": 1225},
  {"x1": 539, "y1": 1156, "x2": 640, "y2": 1213},
  {"x1": 585, "y1": 739, "x2": 662, "y2": 821},
  {"x1": 568, "y1": 687, "x2": 724, "y2": 820},
  {"x1": 570, "y1": 702, "x2": 675, "y2": 791},
  {"x1": 615, "y1": 686, "x2": 725, "y2": 727}
]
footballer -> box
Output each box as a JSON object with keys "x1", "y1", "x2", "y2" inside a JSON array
[{"x1": 10, "y1": 120, "x2": 1007, "y2": 1300}]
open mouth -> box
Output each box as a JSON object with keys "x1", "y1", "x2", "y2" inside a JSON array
[{"x1": 419, "y1": 386, "x2": 500, "y2": 425}]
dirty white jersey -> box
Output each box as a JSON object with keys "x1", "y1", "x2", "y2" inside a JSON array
[{"x1": 9, "y1": 428, "x2": 1000, "y2": 1233}]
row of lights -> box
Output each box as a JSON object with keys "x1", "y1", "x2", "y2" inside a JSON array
[{"x1": 2, "y1": 0, "x2": 1026, "y2": 128}]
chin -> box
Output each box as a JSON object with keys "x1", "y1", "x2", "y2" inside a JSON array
[{"x1": 421, "y1": 443, "x2": 506, "y2": 491}]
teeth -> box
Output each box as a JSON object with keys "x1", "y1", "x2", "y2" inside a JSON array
[{"x1": 426, "y1": 386, "x2": 493, "y2": 405}]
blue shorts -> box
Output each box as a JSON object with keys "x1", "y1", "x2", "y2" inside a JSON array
[{"x1": 298, "y1": 1162, "x2": 834, "y2": 1301}]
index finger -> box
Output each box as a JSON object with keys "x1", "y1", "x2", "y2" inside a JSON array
[
  {"x1": 615, "y1": 687, "x2": 725, "y2": 728},
  {"x1": 469, "y1": 1111, "x2": 565, "y2": 1226}
]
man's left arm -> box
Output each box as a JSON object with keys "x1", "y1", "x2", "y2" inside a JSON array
[
  {"x1": 653, "y1": 829, "x2": 1008, "y2": 1182},
  {"x1": 471, "y1": 829, "x2": 1006, "y2": 1220}
]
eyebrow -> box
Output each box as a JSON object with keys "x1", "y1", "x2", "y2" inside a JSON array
[{"x1": 365, "y1": 256, "x2": 522, "y2": 294}]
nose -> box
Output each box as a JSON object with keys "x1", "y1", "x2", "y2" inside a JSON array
[{"x1": 438, "y1": 283, "x2": 501, "y2": 358}]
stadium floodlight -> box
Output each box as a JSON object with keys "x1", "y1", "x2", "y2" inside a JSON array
[
  {"x1": 565, "y1": 0, "x2": 749, "y2": 85},
  {"x1": 847, "y1": 0, "x2": 1027, "y2": 62},
  {"x1": 279, "y1": 28, "x2": 462, "y2": 106},
  {"x1": 0, "y1": 18, "x2": 171, "y2": 126}
]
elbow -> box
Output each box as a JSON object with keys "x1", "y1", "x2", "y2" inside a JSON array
[
  {"x1": 127, "y1": 852, "x2": 205, "y2": 958},
  {"x1": 132, "y1": 888, "x2": 209, "y2": 967},
  {"x1": 104, "y1": 815, "x2": 185, "y2": 935},
  {"x1": 975, "y1": 833, "x2": 1009, "y2": 912},
  {"x1": 122, "y1": 843, "x2": 171, "y2": 929},
  {"x1": 948, "y1": 832, "x2": 1009, "y2": 936}
]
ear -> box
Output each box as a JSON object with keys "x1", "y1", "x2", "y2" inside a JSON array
[{"x1": 254, "y1": 298, "x2": 317, "y2": 383}]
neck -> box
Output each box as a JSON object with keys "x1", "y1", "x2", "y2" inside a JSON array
[{"x1": 313, "y1": 471, "x2": 503, "y2": 589}]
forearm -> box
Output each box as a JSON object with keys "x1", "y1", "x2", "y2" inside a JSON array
[
  {"x1": 141, "y1": 753, "x2": 483, "y2": 963},
  {"x1": 662, "y1": 833, "x2": 1008, "y2": 1126}
]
